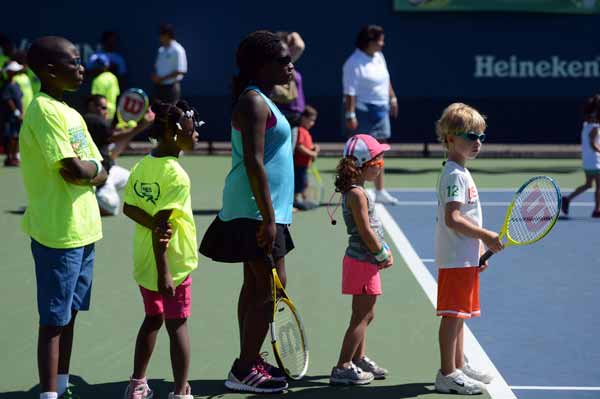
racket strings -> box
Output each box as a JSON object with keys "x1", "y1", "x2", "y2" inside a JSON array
[
  {"x1": 273, "y1": 300, "x2": 307, "y2": 377},
  {"x1": 508, "y1": 179, "x2": 559, "y2": 243}
]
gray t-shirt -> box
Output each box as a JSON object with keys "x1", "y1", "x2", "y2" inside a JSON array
[{"x1": 342, "y1": 185, "x2": 386, "y2": 263}]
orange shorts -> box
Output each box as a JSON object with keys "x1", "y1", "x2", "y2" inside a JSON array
[{"x1": 436, "y1": 267, "x2": 480, "y2": 319}]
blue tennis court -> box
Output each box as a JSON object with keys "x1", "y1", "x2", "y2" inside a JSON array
[{"x1": 381, "y1": 188, "x2": 600, "y2": 399}]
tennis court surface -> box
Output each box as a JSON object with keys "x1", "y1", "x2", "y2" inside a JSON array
[{"x1": 1, "y1": 156, "x2": 596, "y2": 399}]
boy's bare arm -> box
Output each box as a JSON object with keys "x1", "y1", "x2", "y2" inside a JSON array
[
  {"x1": 445, "y1": 202, "x2": 503, "y2": 253},
  {"x1": 123, "y1": 203, "x2": 155, "y2": 229},
  {"x1": 59, "y1": 157, "x2": 108, "y2": 186},
  {"x1": 590, "y1": 128, "x2": 600, "y2": 153}
]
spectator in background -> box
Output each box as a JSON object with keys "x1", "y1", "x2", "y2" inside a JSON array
[
  {"x1": 1, "y1": 61, "x2": 24, "y2": 166},
  {"x1": 271, "y1": 31, "x2": 306, "y2": 149},
  {"x1": 14, "y1": 50, "x2": 41, "y2": 95},
  {"x1": 88, "y1": 53, "x2": 120, "y2": 122},
  {"x1": 343, "y1": 25, "x2": 399, "y2": 205},
  {"x1": 11, "y1": 52, "x2": 34, "y2": 115},
  {"x1": 98, "y1": 31, "x2": 127, "y2": 87},
  {"x1": 0, "y1": 34, "x2": 14, "y2": 71},
  {"x1": 152, "y1": 24, "x2": 187, "y2": 104},
  {"x1": 84, "y1": 94, "x2": 154, "y2": 215}
]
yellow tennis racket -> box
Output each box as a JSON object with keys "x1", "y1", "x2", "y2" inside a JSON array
[
  {"x1": 304, "y1": 163, "x2": 325, "y2": 208},
  {"x1": 479, "y1": 176, "x2": 561, "y2": 266},
  {"x1": 266, "y1": 255, "x2": 309, "y2": 380}
]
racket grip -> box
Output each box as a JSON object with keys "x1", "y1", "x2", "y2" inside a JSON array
[{"x1": 478, "y1": 250, "x2": 493, "y2": 267}]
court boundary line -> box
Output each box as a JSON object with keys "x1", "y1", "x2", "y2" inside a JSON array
[
  {"x1": 511, "y1": 386, "x2": 600, "y2": 391},
  {"x1": 380, "y1": 200, "x2": 594, "y2": 207},
  {"x1": 376, "y1": 204, "x2": 517, "y2": 399},
  {"x1": 389, "y1": 188, "x2": 586, "y2": 192}
]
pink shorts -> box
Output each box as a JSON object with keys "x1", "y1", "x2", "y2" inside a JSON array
[
  {"x1": 139, "y1": 275, "x2": 192, "y2": 319},
  {"x1": 342, "y1": 256, "x2": 382, "y2": 295}
]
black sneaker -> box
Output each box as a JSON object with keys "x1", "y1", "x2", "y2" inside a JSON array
[
  {"x1": 256, "y1": 353, "x2": 287, "y2": 381},
  {"x1": 224, "y1": 359, "x2": 288, "y2": 393}
]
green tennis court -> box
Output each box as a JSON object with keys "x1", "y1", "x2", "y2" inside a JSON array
[{"x1": 0, "y1": 155, "x2": 584, "y2": 398}]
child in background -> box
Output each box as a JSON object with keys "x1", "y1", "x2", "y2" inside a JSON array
[
  {"x1": 122, "y1": 100, "x2": 200, "y2": 399},
  {"x1": 561, "y1": 94, "x2": 600, "y2": 218},
  {"x1": 1, "y1": 61, "x2": 24, "y2": 166},
  {"x1": 329, "y1": 134, "x2": 393, "y2": 385},
  {"x1": 293, "y1": 105, "x2": 320, "y2": 210},
  {"x1": 20, "y1": 36, "x2": 107, "y2": 399},
  {"x1": 434, "y1": 103, "x2": 503, "y2": 395}
]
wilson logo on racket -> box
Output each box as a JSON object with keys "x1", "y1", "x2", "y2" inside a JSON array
[
  {"x1": 122, "y1": 96, "x2": 145, "y2": 114},
  {"x1": 519, "y1": 187, "x2": 553, "y2": 233}
]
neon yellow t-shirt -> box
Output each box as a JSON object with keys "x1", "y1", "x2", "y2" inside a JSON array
[
  {"x1": 124, "y1": 155, "x2": 198, "y2": 291},
  {"x1": 26, "y1": 69, "x2": 41, "y2": 94},
  {"x1": 91, "y1": 71, "x2": 120, "y2": 120},
  {"x1": 20, "y1": 92, "x2": 103, "y2": 248},
  {"x1": 12, "y1": 73, "x2": 33, "y2": 114}
]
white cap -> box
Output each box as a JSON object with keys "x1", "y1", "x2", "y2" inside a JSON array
[{"x1": 3, "y1": 61, "x2": 24, "y2": 73}]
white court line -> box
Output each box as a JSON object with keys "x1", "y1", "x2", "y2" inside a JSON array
[
  {"x1": 376, "y1": 204, "x2": 517, "y2": 399},
  {"x1": 390, "y1": 200, "x2": 594, "y2": 207},
  {"x1": 390, "y1": 188, "x2": 584, "y2": 192},
  {"x1": 421, "y1": 258, "x2": 435, "y2": 263},
  {"x1": 511, "y1": 386, "x2": 600, "y2": 391}
]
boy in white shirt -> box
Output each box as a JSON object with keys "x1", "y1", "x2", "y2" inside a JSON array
[{"x1": 434, "y1": 103, "x2": 503, "y2": 395}]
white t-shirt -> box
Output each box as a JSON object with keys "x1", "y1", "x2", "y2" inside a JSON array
[
  {"x1": 435, "y1": 161, "x2": 482, "y2": 268},
  {"x1": 155, "y1": 40, "x2": 188, "y2": 85},
  {"x1": 342, "y1": 49, "x2": 390, "y2": 106},
  {"x1": 581, "y1": 122, "x2": 600, "y2": 171}
]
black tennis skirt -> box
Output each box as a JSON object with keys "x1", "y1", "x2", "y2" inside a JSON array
[{"x1": 199, "y1": 216, "x2": 294, "y2": 263}]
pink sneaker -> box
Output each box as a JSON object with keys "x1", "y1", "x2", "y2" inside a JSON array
[{"x1": 123, "y1": 377, "x2": 153, "y2": 399}]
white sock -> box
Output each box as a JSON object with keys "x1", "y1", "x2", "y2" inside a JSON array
[
  {"x1": 57, "y1": 374, "x2": 69, "y2": 396},
  {"x1": 40, "y1": 393, "x2": 58, "y2": 399}
]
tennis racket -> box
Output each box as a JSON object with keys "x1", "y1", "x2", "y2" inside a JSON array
[
  {"x1": 116, "y1": 88, "x2": 149, "y2": 125},
  {"x1": 304, "y1": 163, "x2": 325, "y2": 208},
  {"x1": 266, "y1": 254, "x2": 309, "y2": 380},
  {"x1": 479, "y1": 176, "x2": 561, "y2": 266}
]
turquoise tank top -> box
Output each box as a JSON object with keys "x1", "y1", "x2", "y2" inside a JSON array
[{"x1": 219, "y1": 86, "x2": 294, "y2": 224}]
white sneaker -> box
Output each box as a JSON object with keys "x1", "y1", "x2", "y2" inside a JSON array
[
  {"x1": 435, "y1": 369, "x2": 485, "y2": 395},
  {"x1": 374, "y1": 189, "x2": 400, "y2": 205},
  {"x1": 460, "y1": 363, "x2": 494, "y2": 384}
]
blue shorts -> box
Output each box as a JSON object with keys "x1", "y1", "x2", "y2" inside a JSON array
[
  {"x1": 345, "y1": 104, "x2": 391, "y2": 140},
  {"x1": 31, "y1": 239, "x2": 95, "y2": 326}
]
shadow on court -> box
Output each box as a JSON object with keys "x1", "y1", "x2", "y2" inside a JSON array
[
  {"x1": 1, "y1": 375, "x2": 434, "y2": 399},
  {"x1": 193, "y1": 209, "x2": 220, "y2": 216}
]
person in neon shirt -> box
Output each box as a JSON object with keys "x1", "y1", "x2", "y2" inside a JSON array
[
  {"x1": 88, "y1": 53, "x2": 120, "y2": 121},
  {"x1": 20, "y1": 36, "x2": 107, "y2": 399}
]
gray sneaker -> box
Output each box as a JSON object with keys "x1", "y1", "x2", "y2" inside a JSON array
[
  {"x1": 354, "y1": 356, "x2": 388, "y2": 379},
  {"x1": 330, "y1": 363, "x2": 374, "y2": 385}
]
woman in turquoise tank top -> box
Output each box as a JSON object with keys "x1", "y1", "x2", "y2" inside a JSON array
[{"x1": 199, "y1": 31, "x2": 294, "y2": 393}]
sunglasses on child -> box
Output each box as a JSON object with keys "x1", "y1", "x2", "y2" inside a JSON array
[
  {"x1": 454, "y1": 131, "x2": 486, "y2": 142},
  {"x1": 364, "y1": 158, "x2": 385, "y2": 168}
]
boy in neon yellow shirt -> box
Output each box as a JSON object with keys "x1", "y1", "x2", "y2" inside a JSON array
[
  {"x1": 20, "y1": 36, "x2": 107, "y2": 399},
  {"x1": 122, "y1": 100, "x2": 200, "y2": 399}
]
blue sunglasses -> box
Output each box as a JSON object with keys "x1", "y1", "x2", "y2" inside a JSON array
[{"x1": 455, "y1": 131, "x2": 486, "y2": 142}]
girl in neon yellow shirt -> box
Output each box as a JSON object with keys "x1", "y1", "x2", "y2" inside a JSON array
[{"x1": 122, "y1": 100, "x2": 201, "y2": 399}]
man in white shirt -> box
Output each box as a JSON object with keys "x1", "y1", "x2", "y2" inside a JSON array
[{"x1": 152, "y1": 24, "x2": 187, "y2": 104}]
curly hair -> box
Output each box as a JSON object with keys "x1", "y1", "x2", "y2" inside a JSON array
[
  {"x1": 334, "y1": 157, "x2": 362, "y2": 193},
  {"x1": 231, "y1": 30, "x2": 283, "y2": 103},
  {"x1": 148, "y1": 100, "x2": 195, "y2": 141}
]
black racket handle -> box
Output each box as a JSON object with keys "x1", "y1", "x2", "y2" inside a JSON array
[{"x1": 478, "y1": 250, "x2": 493, "y2": 267}]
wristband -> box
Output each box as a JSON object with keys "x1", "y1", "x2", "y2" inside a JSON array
[
  {"x1": 345, "y1": 111, "x2": 356, "y2": 120},
  {"x1": 13, "y1": 109, "x2": 21, "y2": 118},
  {"x1": 373, "y1": 244, "x2": 390, "y2": 263},
  {"x1": 89, "y1": 159, "x2": 102, "y2": 178}
]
